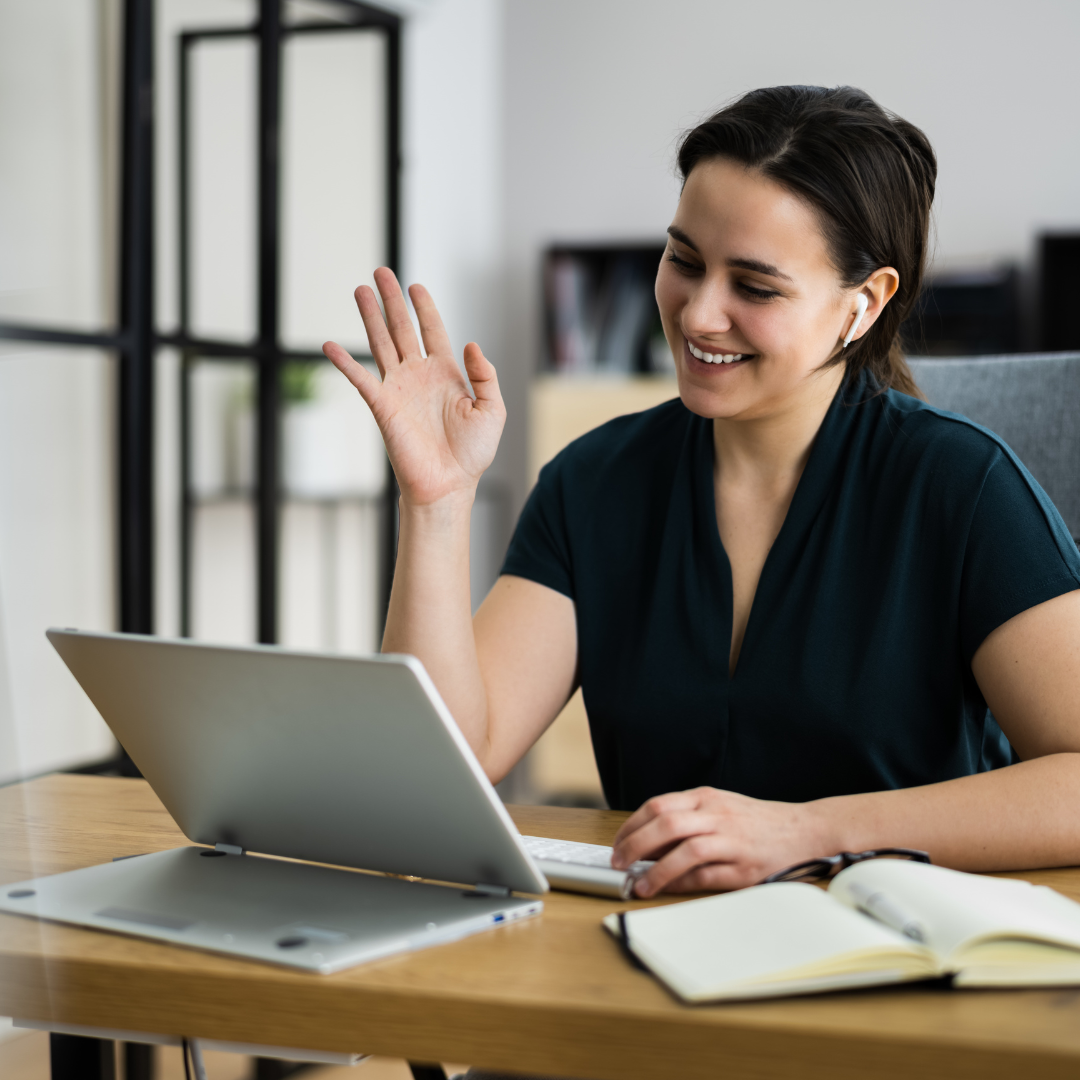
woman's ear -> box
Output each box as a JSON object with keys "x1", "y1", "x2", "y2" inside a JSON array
[{"x1": 844, "y1": 267, "x2": 900, "y2": 345}]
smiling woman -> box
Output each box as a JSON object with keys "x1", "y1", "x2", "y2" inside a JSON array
[{"x1": 323, "y1": 85, "x2": 1080, "y2": 900}]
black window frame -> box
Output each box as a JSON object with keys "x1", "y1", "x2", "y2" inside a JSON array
[{"x1": 0, "y1": 0, "x2": 402, "y2": 653}]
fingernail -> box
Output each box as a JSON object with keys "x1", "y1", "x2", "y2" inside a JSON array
[{"x1": 634, "y1": 879, "x2": 652, "y2": 898}]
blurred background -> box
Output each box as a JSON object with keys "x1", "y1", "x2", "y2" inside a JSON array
[{"x1": 1, "y1": 0, "x2": 1079, "y2": 813}]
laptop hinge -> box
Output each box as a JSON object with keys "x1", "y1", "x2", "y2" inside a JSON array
[
  {"x1": 214, "y1": 842, "x2": 245, "y2": 856},
  {"x1": 473, "y1": 883, "x2": 511, "y2": 897}
]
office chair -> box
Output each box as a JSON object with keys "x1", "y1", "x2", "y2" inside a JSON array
[{"x1": 908, "y1": 352, "x2": 1080, "y2": 544}]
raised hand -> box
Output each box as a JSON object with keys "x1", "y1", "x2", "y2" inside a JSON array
[{"x1": 323, "y1": 267, "x2": 506, "y2": 507}]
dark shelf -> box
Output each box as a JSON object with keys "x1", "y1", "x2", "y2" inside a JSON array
[{"x1": 543, "y1": 243, "x2": 667, "y2": 375}]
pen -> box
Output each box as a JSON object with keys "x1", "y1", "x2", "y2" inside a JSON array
[{"x1": 847, "y1": 881, "x2": 927, "y2": 943}]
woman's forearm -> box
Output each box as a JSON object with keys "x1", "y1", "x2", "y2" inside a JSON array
[
  {"x1": 382, "y1": 492, "x2": 492, "y2": 760},
  {"x1": 325, "y1": 271, "x2": 527, "y2": 773},
  {"x1": 811, "y1": 753, "x2": 1080, "y2": 871}
]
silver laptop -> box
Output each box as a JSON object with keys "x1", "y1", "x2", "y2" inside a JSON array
[{"x1": 0, "y1": 630, "x2": 547, "y2": 973}]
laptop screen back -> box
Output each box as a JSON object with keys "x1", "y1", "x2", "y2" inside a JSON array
[{"x1": 46, "y1": 630, "x2": 547, "y2": 895}]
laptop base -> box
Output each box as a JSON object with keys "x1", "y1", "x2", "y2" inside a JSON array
[{"x1": 0, "y1": 846, "x2": 542, "y2": 973}]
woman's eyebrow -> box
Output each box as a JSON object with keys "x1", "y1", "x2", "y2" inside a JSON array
[
  {"x1": 668, "y1": 227, "x2": 793, "y2": 283},
  {"x1": 727, "y1": 257, "x2": 794, "y2": 283},
  {"x1": 667, "y1": 225, "x2": 699, "y2": 251}
]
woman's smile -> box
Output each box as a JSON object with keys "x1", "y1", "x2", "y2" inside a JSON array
[
  {"x1": 685, "y1": 337, "x2": 753, "y2": 365},
  {"x1": 684, "y1": 338, "x2": 754, "y2": 372}
]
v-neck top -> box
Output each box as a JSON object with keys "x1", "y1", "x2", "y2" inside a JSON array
[{"x1": 501, "y1": 371, "x2": 1080, "y2": 812}]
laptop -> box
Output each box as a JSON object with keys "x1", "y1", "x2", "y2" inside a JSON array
[{"x1": 0, "y1": 630, "x2": 547, "y2": 973}]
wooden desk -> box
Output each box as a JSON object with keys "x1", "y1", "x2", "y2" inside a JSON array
[{"x1": 4, "y1": 775, "x2": 1080, "y2": 1080}]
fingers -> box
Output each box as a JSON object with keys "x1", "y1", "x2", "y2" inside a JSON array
[
  {"x1": 462, "y1": 343, "x2": 505, "y2": 412},
  {"x1": 614, "y1": 808, "x2": 717, "y2": 870},
  {"x1": 353, "y1": 284, "x2": 401, "y2": 378},
  {"x1": 659, "y1": 859, "x2": 757, "y2": 895},
  {"x1": 323, "y1": 341, "x2": 381, "y2": 411},
  {"x1": 613, "y1": 790, "x2": 702, "y2": 854},
  {"x1": 632, "y1": 832, "x2": 741, "y2": 897},
  {"x1": 354, "y1": 272, "x2": 472, "y2": 380},
  {"x1": 613, "y1": 787, "x2": 813, "y2": 896},
  {"x1": 373, "y1": 266, "x2": 422, "y2": 362},
  {"x1": 409, "y1": 283, "x2": 454, "y2": 359}
]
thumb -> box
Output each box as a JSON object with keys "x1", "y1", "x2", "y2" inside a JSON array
[{"x1": 463, "y1": 342, "x2": 503, "y2": 409}]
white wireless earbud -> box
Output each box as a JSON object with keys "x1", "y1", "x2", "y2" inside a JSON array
[{"x1": 842, "y1": 293, "x2": 869, "y2": 348}]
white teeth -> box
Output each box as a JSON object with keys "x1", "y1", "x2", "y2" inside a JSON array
[{"x1": 688, "y1": 341, "x2": 749, "y2": 364}]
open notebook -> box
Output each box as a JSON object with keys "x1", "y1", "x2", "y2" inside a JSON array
[{"x1": 604, "y1": 860, "x2": 1080, "y2": 1002}]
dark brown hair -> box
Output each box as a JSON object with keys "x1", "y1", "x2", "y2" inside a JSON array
[{"x1": 677, "y1": 85, "x2": 936, "y2": 397}]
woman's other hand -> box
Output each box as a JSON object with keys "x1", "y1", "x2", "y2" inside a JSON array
[
  {"x1": 611, "y1": 786, "x2": 828, "y2": 896},
  {"x1": 323, "y1": 267, "x2": 506, "y2": 508}
]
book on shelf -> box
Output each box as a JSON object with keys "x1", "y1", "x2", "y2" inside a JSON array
[
  {"x1": 544, "y1": 245, "x2": 671, "y2": 376},
  {"x1": 605, "y1": 860, "x2": 1080, "y2": 1003}
]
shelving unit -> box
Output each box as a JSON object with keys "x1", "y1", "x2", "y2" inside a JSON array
[{"x1": 543, "y1": 243, "x2": 668, "y2": 375}]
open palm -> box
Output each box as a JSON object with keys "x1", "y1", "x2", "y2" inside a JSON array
[{"x1": 323, "y1": 268, "x2": 506, "y2": 507}]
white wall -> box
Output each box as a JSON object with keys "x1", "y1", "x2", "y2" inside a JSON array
[
  {"x1": 400, "y1": 0, "x2": 506, "y2": 429},
  {"x1": 400, "y1": 0, "x2": 513, "y2": 609},
  {"x1": 500, "y1": 0, "x2": 1080, "y2": 506}
]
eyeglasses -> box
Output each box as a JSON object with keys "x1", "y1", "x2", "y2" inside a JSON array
[{"x1": 758, "y1": 848, "x2": 931, "y2": 885}]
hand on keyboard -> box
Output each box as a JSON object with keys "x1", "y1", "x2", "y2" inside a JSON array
[{"x1": 521, "y1": 836, "x2": 623, "y2": 868}]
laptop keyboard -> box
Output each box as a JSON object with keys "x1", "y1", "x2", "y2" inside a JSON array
[{"x1": 520, "y1": 835, "x2": 651, "y2": 873}]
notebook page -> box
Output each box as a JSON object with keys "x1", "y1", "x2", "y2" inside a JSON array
[
  {"x1": 953, "y1": 938, "x2": 1080, "y2": 986},
  {"x1": 616, "y1": 882, "x2": 925, "y2": 1001},
  {"x1": 830, "y1": 861, "x2": 1080, "y2": 963}
]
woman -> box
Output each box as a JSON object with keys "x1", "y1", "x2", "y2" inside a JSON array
[{"x1": 324, "y1": 85, "x2": 1080, "y2": 898}]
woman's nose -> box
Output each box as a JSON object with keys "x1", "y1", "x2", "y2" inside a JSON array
[{"x1": 681, "y1": 277, "x2": 735, "y2": 337}]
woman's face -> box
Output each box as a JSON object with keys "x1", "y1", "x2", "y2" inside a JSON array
[{"x1": 655, "y1": 157, "x2": 857, "y2": 421}]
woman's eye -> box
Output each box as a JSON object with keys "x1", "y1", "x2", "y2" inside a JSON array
[
  {"x1": 738, "y1": 282, "x2": 781, "y2": 300},
  {"x1": 666, "y1": 251, "x2": 701, "y2": 274}
]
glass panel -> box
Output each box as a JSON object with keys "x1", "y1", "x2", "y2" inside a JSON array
[
  {"x1": 280, "y1": 500, "x2": 382, "y2": 654},
  {"x1": 280, "y1": 360, "x2": 385, "y2": 498},
  {"x1": 187, "y1": 358, "x2": 256, "y2": 643},
  {"x1": 0, "y1": 345, "x2": 117, "y2": 780},
  {"x1": 280, "y1": 359, "x2": 386, "y2": 653},
  {"x1": 155, "y1": 348, "x2": 183, "y2": 638},
  {"x1": 187, "y1": 36, "x2": 259, "y2": 343},
  {"x1": 0, "y1": 1, "x2": 115, "y2": 332},
  {"x1": 155, "y1": 0, "x2": 258, "y2": 335},
  {"x1": 191, "y1": 498, "x2": 257, "y2": 644},
  {"x1": 280, "y1": 28, "x2": 386, "y2": 353},
  {"x1": 283, "y1": 0, "x2": 361, "y2": 26}
]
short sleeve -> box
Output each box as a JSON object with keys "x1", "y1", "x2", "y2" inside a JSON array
[
  {"x1": 500, "y1": 456, "x2": 575, "y2": 600},
  {"x1": 959, "y1": 452, "x2": 1080, "y2": 660}
]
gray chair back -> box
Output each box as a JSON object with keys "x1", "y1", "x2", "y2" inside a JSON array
[{"x1": 907, "y1": 353, "x2": 1080, "y2": 542}]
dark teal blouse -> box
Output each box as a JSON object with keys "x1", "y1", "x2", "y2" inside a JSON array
[{"x1": 501, "y1": 372, "x2": 1080, "y2": 812}]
